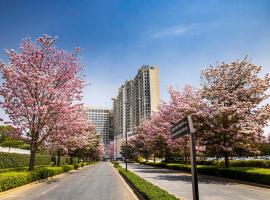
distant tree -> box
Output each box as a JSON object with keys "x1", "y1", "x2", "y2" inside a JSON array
[
  {"x1": 108, "y1": 141, "x2": 115, "y2": 160},
  {"x1": 0, "y1": 125, "x2": 25, "y2": 149},
  {"x1": 200, "y1": 58, "x2": 270, "y2": 167},
  {"x1": 120, "y1": 139, "x2": 137, "y2": 162},
  {"x1": 45, "y1": 107, "x2": 95, "y2": 166},
  {"x1": 0, "y1": 35, "x2": 84, "y2": 170}
]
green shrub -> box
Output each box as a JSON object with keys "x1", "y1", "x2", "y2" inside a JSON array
[
  {"x1": 216, "y1": 160, "x2": 270, "y2": 168},
  {"x1": 116, "y1": 166, "x2": 179, "y2": 200},
  {"x1": 112, "y1": 161, "x2": 120, "y2": 168},
  {"x1": 0, "y1": 152, "x2": 51, "y2": 169},
  {"x1": 62, "y1": 164, "x2": 74, "y2": 172},
  {"x1": 0, "y1": 166, "x2": 64, "y2": 192},
  {"x1": 73, "y1": 163, "x2": 80, "y2": 169},
  {"x1": 164, "y1": 160, "x2": 270, "y2": 168}
]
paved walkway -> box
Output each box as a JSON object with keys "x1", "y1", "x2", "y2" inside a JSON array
[
  {"x1": 1, "y1": 162, "x2": 138, "y2": 200},
  {"x1": 121, "y1": 162, "x2": 270, "y2": 200}
]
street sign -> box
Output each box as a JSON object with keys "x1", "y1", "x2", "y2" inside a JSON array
[
  {"x1": 171, "y1": 115, "x2": 199, "y2": 200},
  {"x1": 171, "y1": 117, "x2": 189, "y2": 139}
]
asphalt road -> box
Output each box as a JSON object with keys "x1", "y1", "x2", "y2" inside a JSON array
[
  {"x1": 121, "y1": 162, "x2": 270, "y2": 200},
  {"x1": 1, "y1": 162, "x2": 138, "y2": 200}
]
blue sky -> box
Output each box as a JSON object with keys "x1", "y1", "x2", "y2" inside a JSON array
[{"x1": 0, "y1": 0, "x2": 270, "y2": 130}]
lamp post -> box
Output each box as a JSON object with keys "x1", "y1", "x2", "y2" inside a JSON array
[
  {"x1": 124, "y1": 101, "x2": 129, "y2": 171},
  {"x1": 115, "y1": 133, "x2": 117, "y2": 160}
]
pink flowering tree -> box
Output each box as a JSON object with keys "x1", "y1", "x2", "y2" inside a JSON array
[
  {"x1": 84, "y1": 131, "x2": 102, "y2": 162},
  {"x1": 120, "y1": 136, "x2": 139, "y2": 161},
  {"x1": 200, "y1": 58, "x2": 270, "y2": 167},
  {"x1": 108, "y1": 141, "x2": 115, "y2": 160},
  {"x1": 46, "y1": 107, "x2": 95, "y2": 165},
  {"x1": 0, "y1": 35, "x2": 84, "y2": 170},
  {"x1": 138, "y1": 85, "x2": 204, "y2": 162},
  {"x1": 130, "y1": 129, "x2": 152, "y2": 161}
]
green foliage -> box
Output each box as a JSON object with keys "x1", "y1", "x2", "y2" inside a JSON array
[
  {"x1": 73, "y1": 163, "x2": 80, "y2": 169},
  {"x1": 165, "y1": 160, "x2": 270, "y2": 168},
  {"x1": 214, "y1": 160, "x2": 270, "y2": 168},
  {"x1": 116, "y1": 166, "x2": 179, "y2": 200},
  {"x1": 0, "y1": 166, "x2": 64, "y2": 192},
  {"x1": 0, "y1": 125, "x2": 27, "y2": 149},
  {"x1": 112, "y1": 161, "x2": 120, "y2": 168},
  {"x1": 0, "y1": 152, "x2": 52, "y2": 169},
  {"x1": 140, "y1": 161, "x2": 270, "y2": 185},
  {"x1": 62, "y1": 164, "x2": 75, "y2": 172},
  {"x1": 259, "y1": 143, "x2": 270, "y2": 156},
  {"x1": 0, "y1": 162, "x2": 96, "y2": 192}
]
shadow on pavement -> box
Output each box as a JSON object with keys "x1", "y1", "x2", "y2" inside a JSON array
[{"x1": 154, "y1": 174, "x2": 235, "y2": 185}]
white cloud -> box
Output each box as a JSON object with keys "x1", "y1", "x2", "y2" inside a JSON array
[{"x1": 151, "y1": 26, "x2": 188, "y2": 38}]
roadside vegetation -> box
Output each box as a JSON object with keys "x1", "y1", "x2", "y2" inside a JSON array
[
  {"x1": 0, "y1": 162, "x2": 96, "y2": 192},
  {"x1": 113, "y1": 161, "x2": 179, "y2": 200}
]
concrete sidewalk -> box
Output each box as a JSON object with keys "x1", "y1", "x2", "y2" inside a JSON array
[{"x1": 121, "y1": 162, "x2": 270, "y2": 200}]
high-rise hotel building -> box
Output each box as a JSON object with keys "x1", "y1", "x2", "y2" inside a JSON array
[
  {"x1": 112, "y1": 65, "x2": 160, "y2": 158},
  {"x1": 84, "y1": 107, "x2": 113, "y2": 158}
]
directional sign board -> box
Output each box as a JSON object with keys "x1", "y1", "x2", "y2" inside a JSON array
[
  {"x1": 171, "y1": 115, "x2": 199, "y2": 200},
  {"x1": 171, "y1": 117, "x2": 189, "y2": 139}
]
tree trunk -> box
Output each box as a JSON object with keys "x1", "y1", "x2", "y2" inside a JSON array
[
  {"x1": 224, "y1": 152, "x2": 230, "y2": 168},
  {"x1": 154, "y1": 154, "x2": 156, "y2": 163},
  {"x1": 146, "y1": 154, "x2": 148, "y2": 162},
  {"x1": 57, "y1": 151, "x2": 61, "y2": 166},
  {"x1": 70, "y1": 155, "x2": 73, "y2": 164},
  {"x1": 29, "y1": 142, "x2": 37, "y2": 171},
  {"x1": 184, "y1": 147, "x2": 188, "y2": 165},
  {"x1": 77, "y1": 156, "x2": 80, "y2": 163}
]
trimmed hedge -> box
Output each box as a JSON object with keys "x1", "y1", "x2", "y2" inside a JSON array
[
  {"x1": 0, "y1": 162, "x2": 95, "y2": 192},
  {"x1": 62, "y1": 164, "x2": 75, "y2": 172},
  {"x1": 175, "y1": 160, "x2": 270, "y2": 168},
  {"x1": 0, "y1": 166, "x2": 64, "y2": 192},
  {"x1": 214, "y1": 160, "x2": 270, "y2": 168},
  {"x1": 140, "y1": 161, "x2": 270, "y2": 185},
  {"x1": 115, "y1": 164, "x2": 179, "y2": 200},
  {"x1": 0, "y1": 152, "x2": 51, "y2": 169}
]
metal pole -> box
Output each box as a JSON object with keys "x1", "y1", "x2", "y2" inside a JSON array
[
  {"x1": 115, "y1": 134, "x2": 117, "y2": 160},
  {"x1": 189, "y1": 132, "x2": 199, "y2": 200},
  {"x1": 125, "y1": 130, "x2": 127, "y2": 171}
]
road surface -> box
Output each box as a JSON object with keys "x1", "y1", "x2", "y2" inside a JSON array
[
  {"x1": 1, "y1": 162, "x2": 138, "y2": 200},
  {"x1": 121, "y1": 162, "x2": 270, "y2": 200}
]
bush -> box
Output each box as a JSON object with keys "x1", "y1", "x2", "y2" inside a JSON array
[
  {"x1": 0, "y1": 161, "x2": 97, "y2": 192},
  {"x1": 165, "y1": 160, "x2": 270, "y2": 168},
  {"x1": 73, "y1": 163, "x2": 80, "y2": 169},
  {"x1": 0, "y1": 152, "x2": 51, "y2": 169},
  {"x1": 62, "y1": 165, "x2": 74, "y2": 172},
  {"x1": 116, "y1": 165, "x2": 179, "y2": 200},
  {"x1": 216, "y1": 160, "x2": 270, "y2": 168},
  {"x1": 0, "y1": 166, "x2": 64, "y2": 192},
  {"x1": 112, "y1": 161, "x2": 120, "y2": 168}
]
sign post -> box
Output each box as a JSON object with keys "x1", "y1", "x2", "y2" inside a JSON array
[{"x1": 171, "y1": 115, "x2": 199, "y2": 200}]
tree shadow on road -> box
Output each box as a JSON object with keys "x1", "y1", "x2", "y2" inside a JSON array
[{"x1": 154, "y1": 174, "x2": 236, "y2": 185}]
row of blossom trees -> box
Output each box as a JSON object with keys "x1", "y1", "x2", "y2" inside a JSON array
[
  {"x1": 121, "y1": 58, "x2": 270, "y2": 167},
  {"x1": 0, "y1": 35, "x2": 103, "y2": 170}
]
